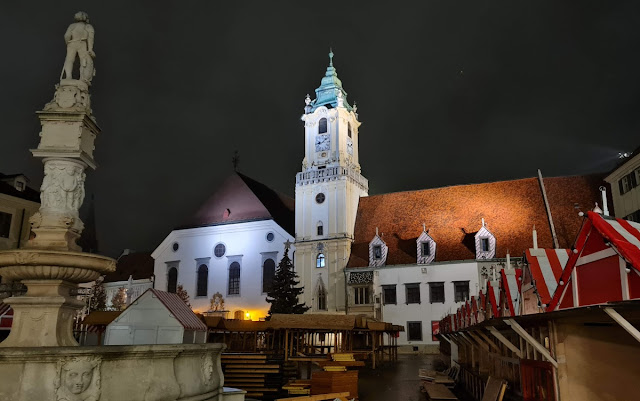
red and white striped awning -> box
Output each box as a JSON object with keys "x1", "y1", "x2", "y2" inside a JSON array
[
  {"x1": 0, "y1": 302, "x2": 13, "y2": 329},
  {"x1": 487, "y1": 281, "x2": 501, "y2": 317},
  {"x1": 525, "y1": 248, "x2": 570, "y2": 306},
  {"x1": 500, "y1": 269, "x2": 523, "y2": 317}
]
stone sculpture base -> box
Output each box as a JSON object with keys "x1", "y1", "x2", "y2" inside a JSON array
[
  {"x1": 0, "y1": 249, "x2": 115, "y2": 347},
  {"x1": 0, "y1": 344, "x2": 227, "y2": 401}
]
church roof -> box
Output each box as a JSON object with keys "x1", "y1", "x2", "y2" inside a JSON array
[
  {"x1": 181, "y1": 172, "x2": 295, "y2": 235},
  {"x1": 347, "y1": 174, "x2": 608, "y2": 267},
  {"x1": 310, "y1": 51, "x2": 353, "y2": 112}
]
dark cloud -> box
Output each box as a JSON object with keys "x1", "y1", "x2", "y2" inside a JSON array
[{"x1": 0, "y1": 1, "x2": 638, "y2": 257}]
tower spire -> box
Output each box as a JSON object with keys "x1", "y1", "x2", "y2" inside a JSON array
[{"x1": 329, "y1": 48, "x2": 334, "y2": 67}]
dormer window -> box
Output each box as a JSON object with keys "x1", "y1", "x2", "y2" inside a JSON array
[
  {"x1": 319, "y1": 118, "x2": 328, "y2": 134},
  {"x1": 369, "y1": 230, "x2": 388, "y2": 267},
  {"x1": 417, "y1": 227, "x2": 436, "y2": 265},
  {"x1": 475, "y1": 219, "x2": 496, "y2": 259},
  {"x1": 15, "y1": 181, "x2": 24, "y2": 191},
  {"x1": 373, "y1": 245, "x2": 382, "y2": 259}
]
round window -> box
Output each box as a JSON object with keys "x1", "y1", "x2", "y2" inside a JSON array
[
  {"x1": 266, "y1": 232, "x2": 275, "y2": 242},
  {"x1": 172, "y1": 242, "x2": 179, "y2": 252},
  {"x1": 214, "y1": 243, "x2": 226, "y2": 258},
  {"x1": 316, "y1": 193, "x2": 326, "y2": 204}
]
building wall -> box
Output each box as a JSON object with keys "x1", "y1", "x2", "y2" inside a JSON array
[
  {"x1": 0, "y1": 193, "x2": 39, "y2": 251},
  {"x1": 152, "y1": 219, "x2": 294, "y2": 319},
  {"x1": 605, "y1": 154, "x2": 640, "y2": 219},
  {"x1": 375, "y1": 261, "x2": 480, "y2": 349}
]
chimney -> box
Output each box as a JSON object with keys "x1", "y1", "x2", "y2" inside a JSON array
[{"x1": 599, "y1": 186, "x2": 610, "y2": 216}]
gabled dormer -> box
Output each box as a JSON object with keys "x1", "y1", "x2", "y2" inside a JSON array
[
  {"x1": 416, "y1": 224, "x2": 436, "y2": 265},
  {"x1": 369, "y1": 228, "x2": 388, "y2": 267},
  {"x1": 475, "y1": 218, "x2": 496, "y2": 259}
]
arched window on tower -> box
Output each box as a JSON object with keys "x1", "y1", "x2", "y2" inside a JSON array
[
  {"x1": 167, "y1": 267, "x2": 178, "y2": 293},
  {"x1": 317, "y1": 221, "x2": 324, "y2": 236},
  {"x1": 348, "y1": 123, "x2": 352, "y2": 138},
  {"x1": 319, "y1": 118, "x2": 328, "y2": 134},
  {"x1": 228, "y1": 262, "x2": 241, "y2": 295},
  {"x1": 262, "y1": 258, "x2": 275, "y2": 293},
  {"x1": 196, "y1": 264, "x2": 208, "y2": 297},
  {"x1": 316, "y1": 253, "x2": 326, "y2": 268}
]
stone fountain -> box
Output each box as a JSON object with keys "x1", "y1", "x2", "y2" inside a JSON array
[{"x1": 0, "y1": 12, "x2": 230, "y2": 401}]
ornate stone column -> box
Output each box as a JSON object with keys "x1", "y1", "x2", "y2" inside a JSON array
[{"x1": 0, "y1": 12, "x2": 114, "y2": 347}]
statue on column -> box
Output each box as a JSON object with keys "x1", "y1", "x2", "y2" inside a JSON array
[{"x1": 61, "y1": 12, "x2": 95, "y2": 84}]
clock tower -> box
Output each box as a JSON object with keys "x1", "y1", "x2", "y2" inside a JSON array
[{"x1": 294, "y1": 51, "x2": 368, "y2": 313}]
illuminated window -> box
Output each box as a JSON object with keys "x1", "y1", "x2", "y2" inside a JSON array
[
  {"x1": 196, "y1": 264, "x2": 208, "y2": 297},
  {"x1": 262, "y1": 258, "x2": 275, "y2": 293},
  {"x1": 319, "y1": 118, "x2": 328, "y2": 134},
  {"x1": 167, "y1": 267, "x2": 178, "y2": 293},
  {"x1": 316, "y1": 253, "x2": 325, "y2": 268},
  {"x1": 228, "y1": 262, "x2": 240, "y2": 295},
  {"x1": 317, "y1": 222, "x2": 324, "y2": 236}
]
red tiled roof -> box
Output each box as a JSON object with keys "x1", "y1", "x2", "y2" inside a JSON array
[
  {"x1": 348, "y1": 174, "x2": 607, "y2": 267},
  {"x1": 180, "y1": 173, "x2": 295, "y2": 235},
  {"x1": 147, "y1": 289, "x2": 207, "y2": 331}
]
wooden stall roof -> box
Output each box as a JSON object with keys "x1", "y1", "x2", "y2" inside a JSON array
[
  {"x1": 82, "y1": 311, "x2": 121, "y2": 326},
  {"x1": 269, "y1": 314, "x2": 357, "y2": 330},
  {"x1": 219, "y1": 320, "x2": 270, "y2": 331},
  {"x1": 202, "y1": 315, "x2": 223, "y2": 328}
]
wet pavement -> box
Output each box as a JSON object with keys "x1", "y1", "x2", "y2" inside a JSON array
[{"x1": 358, "y1": 354, "x2": 445, "y2": 401}]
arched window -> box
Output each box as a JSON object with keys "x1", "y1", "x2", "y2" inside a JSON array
[
  {"x1": 262, "y1": 258, "x2": 276, "y2": 293},
  {"x1": 197, "y1": 264, "x2": 208, "y2": 297},
  {"x1": 317, "y1": 221, "x2": 324, "y2": 236},
  {"x1": 167, "y1": 267, "x2": 178, "y2": 293},
  {"x1": 316, "y1": 253, "x2": 325, "y2": 268},
  {"x1": 348, "y1": 123, "x2": 352, "y2": 138},
  {"x1": 319, "y1": 118, "x2": 328, "y2": 134},
  {"x1": 228, "y1": 262, "x2": 240, "y2": 295},
  {"x1": 318, "y1": 285, "x2": 327, "y2": 310}
]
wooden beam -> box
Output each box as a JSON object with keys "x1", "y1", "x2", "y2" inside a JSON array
[
  {"x1": 505, "y1": 319, "x2": 557, "y2": 368},
  {"x1": 473, "y1": 329, "x2": 500, "y2": 352},
  {"x1": 465, "y1": 331, "x2": 490, "y2": 351},
  {"x1": 604, "y1": 307, "x2": 640, "y2": 344},
  {"x1": 276, "y1": 392, "x2": 350, "y2": 401},
  {"x1": 486, "y1": 326, "x2": 522, "y2": 358}
]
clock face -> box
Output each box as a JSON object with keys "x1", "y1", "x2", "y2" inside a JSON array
[
  {"x1": 347, "y1": 138, "x2": 353, "y2": 155},
  {"x1": 315, "y1": 134, "x2": 330, "y2": 152}
]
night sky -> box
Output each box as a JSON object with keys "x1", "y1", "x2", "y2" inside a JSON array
[{"x1": 1, "y1": 2, "x2": 639, "y2": 257}]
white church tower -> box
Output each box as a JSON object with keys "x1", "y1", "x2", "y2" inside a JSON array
[{"x1": 295, "y1": 51, "x2": 368, "y2": 313}]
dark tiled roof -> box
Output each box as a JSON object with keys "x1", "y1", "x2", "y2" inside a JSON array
[
  {"x1": 0, "y1": 173, "x2": 39, "y2": 203},
  {"x1": 147, "y1": 289, "x2": 207, "y2": 331},
  {"x1": 103, "y1": 252, "x2": 154, "y2": 283},
  {"x1": 347, "y1": 174, "x2": 607, "y2": 267},
  {"x1": 180, "y1": 172, "x2": 295, "y2": 235}
]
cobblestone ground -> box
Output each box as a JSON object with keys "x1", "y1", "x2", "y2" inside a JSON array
[{"x1": 358, "y1": 353, "x2": 447, "y2": 401}]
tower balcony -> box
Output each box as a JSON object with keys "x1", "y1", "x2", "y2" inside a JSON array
[{"x1": 296, "y1": 166, "x2": 368, "y2": 191}]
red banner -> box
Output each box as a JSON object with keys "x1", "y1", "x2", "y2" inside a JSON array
[{"x1": 431, "y1": 320, "x2": 440, "y2": 341}]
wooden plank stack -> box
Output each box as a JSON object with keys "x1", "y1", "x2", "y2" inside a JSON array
[
  {"x1": 222, "y1": 353, "x2": 285, "y2": 399},
  {"x1": 311, "y1": 370, "x2": 358, "y2": 400},
  {"x1": 283, "y1": 379, "x2": 312, "y2": 396}
]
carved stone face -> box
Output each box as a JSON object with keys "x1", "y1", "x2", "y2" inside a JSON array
[{"x1": 62, "y1": 361, "x2": 94, "y2": 395}]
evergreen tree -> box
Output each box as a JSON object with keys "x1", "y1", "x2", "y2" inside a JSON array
[
  {"x1": 176, "y1": 284, "x2": 191, "y2": 307},
  {"x1": 266, "y1": 244, "x2": 309, "y2": 317},
  {"x1": 88, "y1": 276, "x2": 107, "y2": 311}
]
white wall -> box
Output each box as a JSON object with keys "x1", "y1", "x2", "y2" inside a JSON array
[
  {"x1": 152, "y1": 219, "x2": 294, "y2": 319},
  {"x1": 105, "y1": 291, "x2": 185, "y2": 345},
  {"x1": 375, "y1": 261, "x2": 480, "y2": 347}
]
